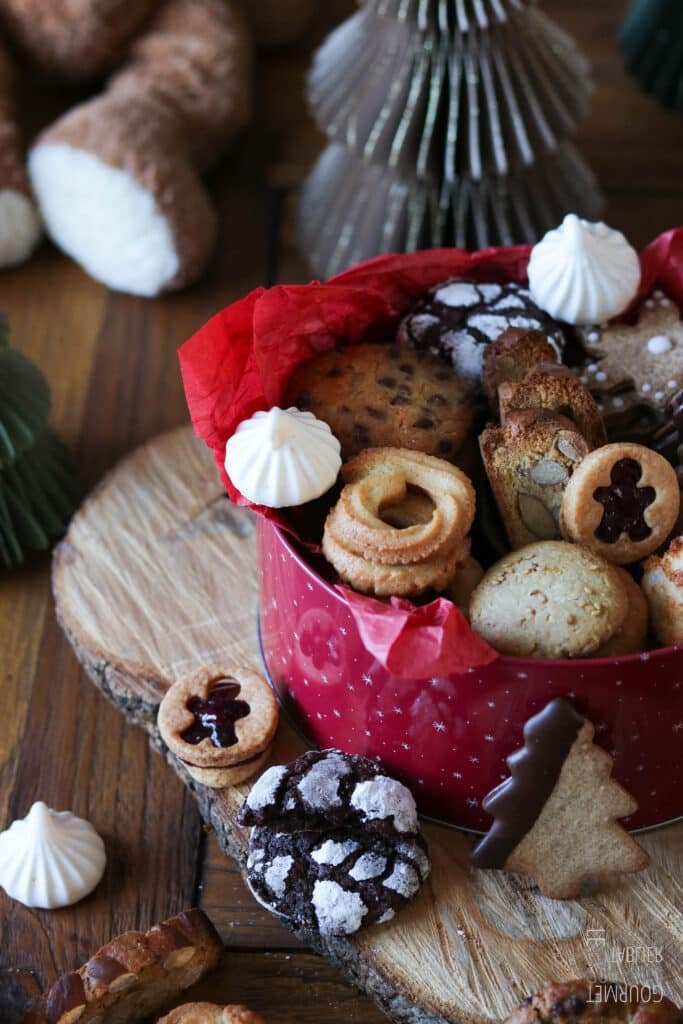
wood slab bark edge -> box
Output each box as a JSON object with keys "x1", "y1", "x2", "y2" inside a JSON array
[{"x1": 51, "y1": 427, "x2": 683, "y2": 1024}]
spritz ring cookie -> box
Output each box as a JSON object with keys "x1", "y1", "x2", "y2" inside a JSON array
[
  {"x1": 560, "y1": 443, "x2": 680, "y2": 564},
  {"x1": 323, "y1": 447, "x2": 476, "y2": 597},
  {"x1": 331, "y1": 448, "x2": 475, "y2": 564}
]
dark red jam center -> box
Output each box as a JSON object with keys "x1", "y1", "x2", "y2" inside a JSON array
[
  {"x1": 593, "y1": 458, "x2": 655, "y2": 544},
  {"x1": 181, "y1": 680, "x2": 249, "y2": 748}
]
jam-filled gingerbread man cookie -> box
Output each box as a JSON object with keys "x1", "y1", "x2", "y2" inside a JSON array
[
  {"x1": 158, "y1": 665, "x2": 279, "y2": 787},
  {"x1": 560, "y1": 443, "x2": 680, "y2": 564},
  {"x1": 577, "y1": 293, "x2": 683, "y2": 425}
]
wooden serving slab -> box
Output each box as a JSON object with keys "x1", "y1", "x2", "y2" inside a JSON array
[{"x1": 53, "y1": 426, "x2": 683, "y2": 1024}]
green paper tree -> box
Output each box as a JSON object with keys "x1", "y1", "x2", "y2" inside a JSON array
[
  {"x1": 621, "y1": 0, "x2": 683, "y2": 112},
  {"x1": 0, "y1": 315, "x2": 79, "y2": 569}
]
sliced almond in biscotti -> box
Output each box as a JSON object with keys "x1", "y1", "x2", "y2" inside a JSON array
[
  {"x1": 480, "y1": 410, "x2": 589, "y2": 550},
  {"x1": 24, "y1": 909, "x2": 223, "y2": 1024}
]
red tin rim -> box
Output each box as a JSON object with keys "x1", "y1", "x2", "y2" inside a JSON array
[{"x1": 265, "y1": 521, "x2": 683, "y2": 669}]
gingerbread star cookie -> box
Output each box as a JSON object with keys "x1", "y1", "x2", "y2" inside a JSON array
[{"x1": 577, "y1": 293, "x2": 683, "y2": 426}]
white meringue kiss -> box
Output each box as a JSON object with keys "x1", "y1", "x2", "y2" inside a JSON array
[
  {"x1": 0, "y1": 802, "x2": 106, "y2": 909},
  {"x1": 528, "y1": 214, "x2": 641, "y2": 326},
  {"x1": 225, "y1": 407, "x2": 342, "y2": 508}
]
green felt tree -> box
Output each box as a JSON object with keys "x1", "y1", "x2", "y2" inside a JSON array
[
  {"x1": 0, "y1": 315, "x2": 79, "y2": 569},
  {"x1": 621, "y1": 0, "x2": 683, "y2": 112}
]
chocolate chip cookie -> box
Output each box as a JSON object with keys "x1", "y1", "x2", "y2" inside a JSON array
[
  {"x1": 284, "y1": 343, "x2": 474, "y2": 462},
  {"x1": 397, "y1": 280, "x2": 566, "y2": 390},
  {"x1": 246, "y1": 825, "x2": 430, "y2": 938}
]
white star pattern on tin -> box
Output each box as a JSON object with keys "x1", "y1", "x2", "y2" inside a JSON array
[
  {"x1": 487, "y1": 701, "x2": 496, "y2": 708},
  {"x1": 468, "y1": 756, "x2": 479, "y2": 764},
  {"x1": 484, "y1": 734, "x2": 494, "y2": 742},
  {"x1": 339, "y1": 626, "x2": 348, "y2": 635},
  {"x1": 466, "y1": 797, "x2": 478, "y2": 808},
  {"x1": 433, "y1": 721, "x2": 446, "y2": 733},
  {"x1": 361, "y1": 673, "x2": 373, "y2": 686},
  {"x1": 401, "y1": 742, "x2": 411, "y2": 751},
  {"x1": 452, "y1": 771, "x2": 462, "y2": 779},
  {"x1": 393, "y1": 706, "x2": 403, "y2": 715},
  {"x1": 674, "y1": 722, "x2": 683, "y2": 733}
]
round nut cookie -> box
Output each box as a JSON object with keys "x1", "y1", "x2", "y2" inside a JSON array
[
  {"x1": 284, "y1": 343, "x2": 474, "y2": 462},
  {"x1": 159, "y1": 1005, "x2": 265, "y2": 1024},
  {"x1": 246, "y1": 824, "x2": 430, "y2": 939},
  {"x1": 642, "y1": 535, "x2": 683, "y2": 647},
  {"x1": 594, "y1": 568, "x2": 648, "y2": 657},
  {"x1": 469, "y1": 541, "x2": 630, "y2": 659},
  {"x1": 397, "y1": 279, "x2": 566, "y2": 389},
  {"x1": 560, "y1": 443, "x2": 680, "y2": 565},
  {"x1": 503, "y1": 978, "x2": 681, "y2": 1024},
  {"x1": 158, "y1": 666, "x2": 279, "y2": 788},
  {"x1": 238, "y1": 749, "x2": 419, "y2": 839}
]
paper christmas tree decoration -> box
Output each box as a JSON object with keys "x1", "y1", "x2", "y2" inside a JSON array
[
  {"x1": 299, "y1": 0, "x2": 604, "y2": 280},
  {"x1": 621, "y1": 0, "x2": 683, "y2": 112},
  {"x1": 470, "y1": 698, "x2": 649, "y2": 899},
  {"x1": 0, "y1": 315, "x2": 79, "y2": 569}
]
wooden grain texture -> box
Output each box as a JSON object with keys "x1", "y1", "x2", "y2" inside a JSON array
[
  {"x1": 2, "y1": 0, "x2": 683, "y2": 1021},
  {"x1": 52, "y1": 427, "x2": 683, "y2": 1024}
]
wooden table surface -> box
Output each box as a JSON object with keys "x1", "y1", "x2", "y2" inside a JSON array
[{"x1": 1, "y1": 3, "x2": 683, "y2": 1022}]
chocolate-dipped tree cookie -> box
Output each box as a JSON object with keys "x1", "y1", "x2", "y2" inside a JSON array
[
  {"x1": 471, "y1": 698, "x2": 649, "y2": 899},
  {"x1": 300, "y1": 0, "x2": 603, "y2": 278},
  {"x1": 0, "y1": 313, "x2": 79, "y2": 568}
]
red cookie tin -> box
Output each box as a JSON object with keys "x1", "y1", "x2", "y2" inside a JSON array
[{"x1": 258, "y1": 518, "x2": 683, "y2": 833}]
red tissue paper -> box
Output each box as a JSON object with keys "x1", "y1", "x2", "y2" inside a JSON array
[{"x1": 178, "y1": 231, "x2": 683, "y2": 677}]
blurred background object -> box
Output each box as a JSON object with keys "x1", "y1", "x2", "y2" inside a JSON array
[
  {"x1": 621, "y1": 0, "x2": 683, "y2": 112},
  {"x1": 299, "y1": 0, "x2": 604, "y2": 280},
  {"x1": 0, "y1": 312, "x2": 79, "y2": 570}
]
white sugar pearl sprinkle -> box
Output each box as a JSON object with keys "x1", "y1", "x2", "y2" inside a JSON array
[
  {"x1": 596, "y1": 371, "x2": 607, "y2": 382},
  {"x1": 587, "y1": 331, "x2": 600, "y2": 343},
  {"x1": 641, "y1": 383, "x2": 652, "y2": 393},
  {"x1": 647, "y1": 335, "x2": 673, "y2": 355}
]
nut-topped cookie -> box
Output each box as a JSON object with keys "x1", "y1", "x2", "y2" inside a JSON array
[
  {"x1": 24, "y1": 910, "x2": 223, "y2": 1024},
  {"x1": 560, "y1": 443, "x2": 680, "y2": 564},
  {"x1": 469, "y1": 541, "x2": 629, "y2": 659},
  {"x1": 158, "y1": 666, "x2": 279, "y2": 788},
  {"x1": 397, "y1": 280, "x2": 566, "y2": 389},
  {"x1": 504, "y1": 979, "x2": 681, "y2": 1024},
  {"x1": 284, "y1": 343, "x2": 474, "y2": 462},
  {"x1": 159, "y1": 1005, "x2": 265, "y2": 1024},
  {"x1": 480, "y1": 410, "x2": 589, "y2": 549}
]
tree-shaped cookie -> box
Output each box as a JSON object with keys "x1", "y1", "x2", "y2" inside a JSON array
[
  {"x1": 577, "y1": 295, "x2": 683, "y2": 430},
  {"x1": 0, "y1": 314, "x2": 79, "y2": 569},
  {"x1": 470, "y1": 698, "x2": 649, "y2": 899}
]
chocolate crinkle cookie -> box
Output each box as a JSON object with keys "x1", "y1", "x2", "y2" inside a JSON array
[
  {"x1": 238, "y1": 748, "x2": 419, "y2": 838},
  {"x1": 239, "y1": 749, "x2": 430, "y2": 938},
  {"x1": 247, "y1": 826, "x2": 430, "y2": 938},
  {"x1": 397, "y1": 280, "x2": 566, "y2": 390},
  {"x1": 505, "y1": 980, "x2": 681, "y2": 1024}
]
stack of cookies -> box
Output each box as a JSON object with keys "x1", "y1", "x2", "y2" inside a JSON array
[
  {"x1": 238, "y1": 750, "x2": 430, "y2": 939},
  {"x1": 321, "y1": 447, "x2": 476, "y2": 597}
]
